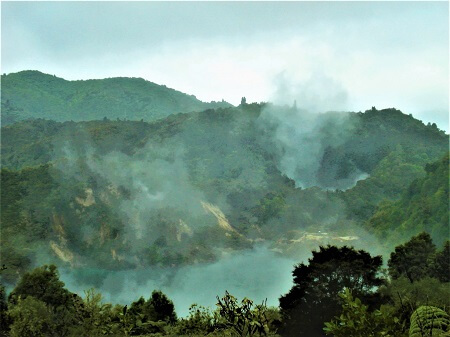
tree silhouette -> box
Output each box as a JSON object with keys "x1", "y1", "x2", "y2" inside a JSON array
[
  {"x1": 8, "y1": 265, "x2": 74, "y2": 308},
  {"x1": 279, "y1": 245, "x2": 384, "y2": 337},
  {"x1": 388, "y1": 232, "x2": 436, "y2": 282}
]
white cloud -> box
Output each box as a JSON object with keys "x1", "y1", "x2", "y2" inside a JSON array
[{"x1": 2, "y1": 1, "x2": 448, "y2": 129}]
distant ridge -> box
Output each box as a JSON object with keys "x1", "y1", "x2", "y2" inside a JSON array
[{"x1": 1, "y1": 70, "x2": 233, "y2": 125}]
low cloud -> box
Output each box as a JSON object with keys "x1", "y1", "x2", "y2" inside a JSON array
[
  {"x1": 257, "y1": 102, "x2": 362, "y2": 189},
  {"x1": 270, "y1": 71, "x2": 349, "y2": 113},
  {"x1": 60, "y1": 245, "x2": 297, "y2": 317}
]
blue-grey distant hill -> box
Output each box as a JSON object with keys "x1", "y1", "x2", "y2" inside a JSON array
[{"x1": 1, "y1": 70, "x2": 233, "y2": 124}]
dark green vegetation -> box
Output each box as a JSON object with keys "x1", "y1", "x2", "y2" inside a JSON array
[
  {"x1": 279, "y1": 246, "x2": 384, "y2": 336},
  {"x1": 367, "y1": 154, "x2": 449, "y2": 245},
  {"x1": 320, "y1": 233, "x2": 450, "y2": 337},
  {"x1": 0, "y1": 262, "x2": 281, "y2": 337},
  {"x1": 1, "y1": 71, "x2": 232, "y2": 125},
  {"x1": 0, "y1": 234, "x2": 448, "y2": 336}
]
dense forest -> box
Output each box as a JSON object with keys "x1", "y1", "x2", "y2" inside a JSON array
[{"x1": 0, "y1": 71, "x2": 449, "y2": 336}]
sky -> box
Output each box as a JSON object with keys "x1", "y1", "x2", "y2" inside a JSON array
[{"x1": 1, "y1": 1, "x2": 449, "y2": 130}]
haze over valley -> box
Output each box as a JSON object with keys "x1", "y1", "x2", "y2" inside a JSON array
[
  {"x1": 1, "y1": 2, "x2": 448, "y2": 337},
  {"x1": 2, "y1": 70, "x2": 448, "y2": 316}
]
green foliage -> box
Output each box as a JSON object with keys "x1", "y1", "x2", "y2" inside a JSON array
[
  {"x1": 176, "y1": 304, "x2": 217, "y2": 335},
  {"x1": 323, "y1": 288, "x2": 405, "y2": 337},
  {"x1": 379, "y1": 277, "x2": 450, "y2": 327},
  {"x1": 129, "y1": 290, "x2": 177, "y2": 324},
  {"x1": 9, "y1": 265, "x2": 74, "y2": 308},
  {"x1": 0, "y1": 283, "x2": 10, "y2": 337},
  {"x1": 8, "y1": 296, "x2": 56, "y2": 337},
  {"x1": 149, "y1": 290, "x2": 177, "y2": 323},
  {"x1": 326, "y1": 107, "x2": 447, "y2": 223},
  {"x1": 117, "y1": 305, "x2": 137, "y2": 337},
  {"x1": 409, "y1": 306, "x2": 450, "y2": 337},
  {"x1": 324, "y1": 234, "x2": 450, "y2": 337},
  {"x1": 1, "y1": 100, "x2": 23, "y2": 125},
  {"x1": 215, "y1": 291, "x2": 271, "y2": 336},
  {"x1": 251, "y1": 192, "x2": 286, "y2": 225},
  {"x1": 367, "y1": 153, "x2": 449, "y2": 246},
  {"x1": 70, "y1": 288, "x2": 114, "y2": 337},
  {"x1": 107, "y1": 290, "x2": 177, "y2": 336},
  {"x1": 0, "y1": 165, "x2": 58, "y2": 284},
  {"x1": 380, "y1": 234, "x2": 450, "y2": 334},
  {"x1": 388, "y1": 232, "x2": 436, "y2": 282},
  {"x1": 279, "y1": 246, "x2": 384, "y2": 337},
  {"x1": 1, "y1": 230, "x2": 447, "y2": 336},
  {"x1": 433, "y1": 241, "x2": 450, "y2": 282},
  {"x1": 7, "y1": 265, "x2": 80, "y2": 336},
  {"x1": 1, "y1": 70, "x2": 232, "y2": 125}
]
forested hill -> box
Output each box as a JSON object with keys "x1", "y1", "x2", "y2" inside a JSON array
[
  {"x1": 1, "y1": 70, "x2": 233, "y2": 125},
  {"x1": 367, "y1": 153, "x2": 449, "y2": 245},
  {"x1": 1, "y1": 103, "x2": 448, "y2": 284}
]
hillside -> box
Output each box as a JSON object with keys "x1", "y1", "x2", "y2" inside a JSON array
[
  {"x1": 367, "y1": 153, "x2": 449, "y2": 246},
  {"x1": 1, "y1": 70, "x2": 232, "y2": 124},
  {"x1": 1, "y1": 104, "x2": 448, "y2": 284}
]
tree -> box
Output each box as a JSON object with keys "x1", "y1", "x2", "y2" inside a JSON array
[
  {"x1": 8, "y1": 265, "x2": 74, "y2": 308},
  {"x1": 0, "y1": 283, "x2": 10, "y2": 337},
  {"x1": 378, "y1": 276, "x2": 450, "y2": 336},
  {"x1": 433, "y1": 241, "x2": 450, "y2": 282},
  {"x1": 279, "y1": 245, "x2": 384, "y2": 337},
  {"x1": 388, "y1": 232, "x2": 436, "y2": 282},
  {"x1": 125, "y1": 290, "x2": 177, "y2": 335},
  {"x1": 8, "y1": 296, "x2": 55, "y2": 337},
  {"x1": 147, "y1": 290, "x2": 177, "y2": 323},
  {"x1": 8, "y1": 265, "x2": 77, "y2": 337},
  {"x1": 216, "y1": 291, "x2": 270, "y2": 336},
  {"x1": 323, "y1": 288, "x2": 403, "y2": 337},
  {"x1": 70, "y1": 288, "x2": 114, "y2": 337}
]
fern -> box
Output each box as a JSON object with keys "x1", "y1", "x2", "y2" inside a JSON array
[{"x1": 409, "y1": 306, "x2": 449, "y2": 337}]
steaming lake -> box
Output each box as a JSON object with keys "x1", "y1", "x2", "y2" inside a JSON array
[{"x1": 60, "y1": 245, "x2": 297, "y2": 317}]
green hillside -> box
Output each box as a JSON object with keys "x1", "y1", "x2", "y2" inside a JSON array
[
  {"x1": 1, "y1": 104, "x2": 448, "y2": 284},
  {"x1": 1, "y1": 70, "x2": 232, "y2": 124},
  {"x1": 367, "y1": 153, "x2": 449, "y2": 246}
]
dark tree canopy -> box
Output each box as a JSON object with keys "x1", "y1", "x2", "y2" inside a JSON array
[
  {"x1": 279, "y1": 245, "x2": 384, "y2": 337},
  {"x1": 0, "y1": 284, "x2": 9, "y2": 337},
  {"x1": 8, "y1": 264, "x2": 74, "y2": 309},
  {"x1": 6, "y1": 265, "x2": 81, "y2": 337},
  {"x1": 388, "y1": 232, "x2": 436, "y2": 282},
  {"x1": 129, "y1": 290, "x2": 177, "y2": 324},
  {"x1": 149, "y1": 290, "x2": 177, "y2": 323},
  {"x1": 433, "y1": 241, "x2": 450, "y2": 282}
]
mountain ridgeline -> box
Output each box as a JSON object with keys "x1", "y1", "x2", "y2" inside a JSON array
[
  {"x1": 1, "y1": 70, "x2": 232, "y2": 125},
  {"x1": 1, "y1": 70, "x2": 448, "y2": 288}
]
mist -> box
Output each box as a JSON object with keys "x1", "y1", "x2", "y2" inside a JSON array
[
  {"x1": 59, "y1": 244, "x2": 297, "y2": 317},
  {"x1": 37, "y1": 101, "x2": 386, "y2": 315},
  {"x1": 2, "y1": 1, "x2": 448, "y2": 130},
  {"x1": 257, "y1": 75, "x2": 366, "y2": 190}
]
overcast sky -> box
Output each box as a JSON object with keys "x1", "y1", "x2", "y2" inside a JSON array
[{"x1": 2, "y1": 1, "x2": 449, "y2": 130}]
